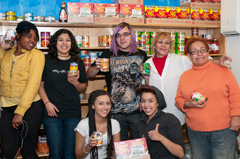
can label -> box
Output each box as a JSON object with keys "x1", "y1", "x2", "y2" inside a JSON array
[
  {"x1": 175, "y1": 32, "x2": 185, "y2": 44},
  {"x1": 101, "y1": 58, "x2": 109, "y2": 72},
  {"x1": 69, "y1": 62, "x2": 78, "y2": 76},
  {"x1": 41, "y1": 32, "x2": 50, "y2": 47},
  {"x1": 191, "y1": 91, "x2": 208, "y2": 102},
  {"x1": 94, "y1": 131, "x2": 103, "y2": 146},
  {"x1": 142, "y1": 63, "x2": 150, "y2": 76},
  {"x1": 75, "y1": 35, "x2": 83, "y2": 47},
  {"x1": 82, "y1": 35, "x2": 89, "y2": 47}
]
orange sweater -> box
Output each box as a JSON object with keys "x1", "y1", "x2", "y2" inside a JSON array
[{"x1": 175, "y1": 61, "x2": 240, "y2": 131}]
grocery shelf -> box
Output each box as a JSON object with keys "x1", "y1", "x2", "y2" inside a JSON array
[{"x1": 0, "y1": 20, "x2": 220, "y2": 29}]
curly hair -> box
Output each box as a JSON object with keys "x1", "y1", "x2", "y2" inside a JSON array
[
  {"x1": 48, "y1": 29, "x2": 80, "y2": 64},
  {"x1": 88, "y1": 90, "x2": 113, "y2": 159}
]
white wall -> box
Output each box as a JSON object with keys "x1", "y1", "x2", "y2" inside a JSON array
[{"x1": 226, "y1": 36, "x2": 240, "y2": 85}]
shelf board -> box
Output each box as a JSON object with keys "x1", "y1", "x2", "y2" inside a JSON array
[
  {"x1": 17, "y1": 150, "x2": 49, "y2": 159},
  {"x1": 0, "y1": 20, "x2": 220, "y2": 29}
]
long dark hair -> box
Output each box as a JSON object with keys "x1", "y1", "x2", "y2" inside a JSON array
[
  {"x1": 88, "y1": 90, "x2": 113, "y2": 159},
  {"x1": 48, "y1": 29, "x2": 80, "y2": 64}
]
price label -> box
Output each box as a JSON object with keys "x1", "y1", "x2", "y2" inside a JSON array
[
  {"x1": 131, "y1": 9, "x2": 142, "y2": 18},
  {"x1": 105, "y1": 7, "x2": 116, "y2": 16}
]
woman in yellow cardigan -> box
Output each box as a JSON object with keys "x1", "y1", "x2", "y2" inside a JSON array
[{"x1": 0, "y1": 21, "x2": 45, "y2": 159}]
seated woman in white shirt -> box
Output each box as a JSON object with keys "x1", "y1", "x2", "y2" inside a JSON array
[{"x1": 75, "y1": 90, "x2": 121, "y2": 159}]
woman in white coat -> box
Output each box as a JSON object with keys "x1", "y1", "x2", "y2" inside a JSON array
[{"x1": 144, "y1": 32, "x2": 230, "y2": 125}]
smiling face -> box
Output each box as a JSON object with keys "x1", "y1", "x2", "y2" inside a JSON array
[
  {"x1": 140, "y1": 92, "x2": 158, "y2": 120},
  {"x1": 56, "y1": 33, "x2": 71, "y2": 56},
  {"x1": 154, "y1": 38, "x2": 171, "y2": 58},
  {"x1": 17, "y1": 29, "x2": 38, "y2": 51},
  {"x1": 188, "y1": 41, "x2": 209, "y2": 67},
  {"x1": 116, "y1": 26, "x2": 132, "y2": 52},
  {"x1": 92, "y1": 95, "x2": 111, "y2": 118}
]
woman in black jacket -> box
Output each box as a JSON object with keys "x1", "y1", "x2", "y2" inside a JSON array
[{"x1": 137, "y1": 85, "x2": 184, "y2": 159}]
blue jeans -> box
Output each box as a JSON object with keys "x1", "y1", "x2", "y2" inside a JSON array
[
  {"x1": 188, "y1": 127, "x2": 236, "y2": 159},
  {"x1": 112, "y1": 112, "x2": 142, "y2": 141},
  {"x1": 43, "y1": 117, "x2": 80, "y2": 159}
]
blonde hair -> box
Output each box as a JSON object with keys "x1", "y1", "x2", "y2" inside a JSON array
[{"x1": 151, "y1": 32, "x2": 173, "y2": 57}]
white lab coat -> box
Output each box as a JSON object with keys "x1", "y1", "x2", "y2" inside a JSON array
[{"x1": 146, "y1": 53, "x2": 192, "y2": 125}]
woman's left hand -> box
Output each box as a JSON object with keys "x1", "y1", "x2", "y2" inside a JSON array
[
  {"x1": 12, "y1": 114, "x2": 23, "y2": 129},
  {"x1": 230, "y1": 116, "x2": 240, "y2": 131},
  {"x1": 68, "y1": 70, "x2": 79, "y2": 85},
  {"x1": 148, "y1": 124, "x2": 163, "y2": 142}
]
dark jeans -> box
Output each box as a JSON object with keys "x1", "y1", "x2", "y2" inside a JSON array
[
  {"x1": 43, "y1": 117, "x2": 81, "y2": 159},
  {"x1": 0, "y1": 100, "x2": 43, "y2": 159},
  {"x1": 112, "y1": 111, "x2": 142, "y2": 141}
]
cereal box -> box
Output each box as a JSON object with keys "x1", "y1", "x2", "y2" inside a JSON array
[
  {"x1": 165, "y1": 7, "x2": 178, "y2": 19},
  {"x1": 176, "y1": 7, "x2": 190, "y2": 19},
  {"x1": 120, "y1": 4, "x2": 144, "y2": 18},
  {"x1": 155, "y1": 6, "x2": 168, "y2": 18},
  {"x1": 190, "y1": 8, "x2": 200, "y2": 20},
  {"x1": 144, "y1": 6, "x2": 156, "y2": 18},
  {"x1": 209, "y1": 8, "x2": 220, "y2": 21},
  {"x1": 105, "y1": 4, "x2": 119, "y2": 17},
  {"x1": 79, "y1": 3, "x2": 93, "y2": 17},
  {"x1": 114, "y1": 138, "x2": 150, "y2": 159},
  {"x1": 94, "y1": 3, "x2": 106, "y2": 17},
  {"x1": 36, "y1": 136, "x2": 49, "y2": 153},
  {"x1": 199, "y1": 8, "x2": 210, "y2": 20},
  {"x1": 68, "y1": 3, "x2": 94, "y2": 22}
]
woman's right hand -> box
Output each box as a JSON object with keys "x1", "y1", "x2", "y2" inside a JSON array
[
  {"x1": 45, "y1": 102, "x2": 59, "y2": 117},
  {"x1": 0, "y1": 35, "x2": 13, "y2": 50},
  {"x1": 95, "y1": 58, "x2": 102, "y2": 70},
  {"x1": 184, "y1": 98, "x2": 207, "y2": 108},
  {"x1": 88, "y1": 133, "x2": 97, "y2": 148}
]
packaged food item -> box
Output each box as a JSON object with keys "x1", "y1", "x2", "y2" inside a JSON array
[
  {"x1": 45, "y1": 16, "x2": 56, "y2": 22},
  {"x1": 176, "y1": 7, "x2": 190, "y2": 19},
  {"x1": 34, "y1": 16, "x2": 44, "y2": 22},
  {"x1": 209, "y1": 8, "x2": 221, "y2": 21},
  {"x1": 144, "y1": 6, "x2": 156, "y2": 18},
  {"x1": 24, "y1": 13, "x2": 33, "y2": 21},
  {"x1": 6, "y1": 11, "x2": 16, "y2": 21},
  {"x1": 36, "y1": 136, "x2": 49, "y2": 153},
  {"x1": 155, "y1": 6, "x2": 167, "y2": 18},
  {"x1": 41, "y1": 32, "x2": 51, "y2": 47},
  {"x1": 94, "y1": 131, "x2": 103, "y2": 146},
  {"x1": 199, "y1": 8, "x2": 210, "y2": 20},
  {"x1": 191, "y1": 8, "x2": 200, "y2": 20},
  {"x1": 101, "y1": 58, "x2": 109, "y2": 72},
  {"x1": 191, "y1": 28, "x2": 199, "y2": 38},
  {"x1": 75, "y1": 35, "x2": 83, "y2": 47},
  {"x1": 59, "y1": 2, "x2": 68, "y2": 22},
  {"x1": 69, "y1": 62, "x2": 78, "y2": 77},
  {"x1": 142, "y1": 63, "x2": 150, "y2": 76},
  {"x1": 16, "y1": 16, "x2": 23, "y2": 21},
  {"x1": 175, "y1": 32, "x2": 185, "y2": 44},
  {"x1": 224, "y1": 60, "x2": 231, "y2": 68},
  {"x1": 105, "y1": 4, "x2": 119, "y2": 17},
  {"x1": 165, "y1": 7, "x2": 178, "y2": 19},
  {"x1": 94, "y1": 3, "x2": 106, "y2": 17},
  {"x1": 82, "y1": 35, "x2": 89, "y2": 47},
  {"x1": 191, "y1": 91, "x2": 208, "y2": 102},
  {"x1": 0, "y1": 13, "x2": 5, "y2": 20},
  {"x1": 120, "y1": 4, "x2": 144, "y2": 18},
  {"x1": 5, "y1": 29, "x2": 16, "y2": 45}
]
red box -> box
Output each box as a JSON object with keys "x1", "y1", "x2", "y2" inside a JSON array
[
  {"x1": 118, "y1": 0, "x2": 143, "y2": 5},
  {"x1": 120, "y1": 4, "x2": 144, "y2": 18},
  {"x1": 114, "y1": 138, "x2": 150, "y2": 159},
  {"x1": 209, "y1": 8, "x2": 220, "y2": 21},
  {"x1": 68, "y1": 3, "x2": 94, "y2": 22},
  {"x1": 144, "y1": 6, "x2": 156, "y2": 18},
  {"x1": 199, "y1": 8, "x2": 210, "y2": 20},
  {"x1": 94, "y1": 3, "x2": 119, "y2": 17}
]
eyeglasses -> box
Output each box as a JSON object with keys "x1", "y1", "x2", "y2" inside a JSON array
[
  {"x1": 116, "y1": 32, "x2": 131, "y2": 38},
  {"x1": 190, "y1": 48, "x2": 208, "y2": 55}
]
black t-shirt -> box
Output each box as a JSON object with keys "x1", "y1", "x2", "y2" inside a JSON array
[
  {"x1": 91, "y1": 49, "x2": 147, "y2": 113},
  {"x1": 42, "y1": 55, "x2": 88, "y2": 118}
]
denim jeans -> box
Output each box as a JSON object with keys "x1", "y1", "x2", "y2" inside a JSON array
[
  {"x1": 112, "y1": 112, "x2": 142, "y2": 141},
  {"x1": 188, "y1": 127, "x2": 236, "y2": 159},
  {"x1": 0, "y1": 100, "x2": 42, "y2": 159},
  {"x1": 43, "y1": 117, "x2": 81, "y2": 159}
]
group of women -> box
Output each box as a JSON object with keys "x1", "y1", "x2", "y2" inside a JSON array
[{"x1": 0, "y1": 21, "x2": 239, "y2": 159}]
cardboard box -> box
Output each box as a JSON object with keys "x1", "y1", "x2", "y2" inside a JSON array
[
  {"x1": 118, "y1": 0, "x2": 143, "y2": 5},
  {"x1": 180, "y1": 2, "x2": 221, "y2": 9},
  {"x1": 191, "y1": 20, "x2": 220, "y2": 26},
  {"x1": 68, "y1": 2, "x2": 94, "y2": 22},
  {"x1": 114, "y1": 138, "x2": 150, "y2": 159},
  {"x1": 94, "y1": 3, "x2": 119, "y2": 17},
  {"x1": 120, "y1": 17, "x2": 144, "y2": 24},
  {"x1": 120, "y1": 4, "x2": 144, "y2": 18},
  {"x1": 94, "y1": 17, "x2": 119, "y2": 24},
  {"x1": 146, "y1": 18, "x2": 192, "y2": 26}
]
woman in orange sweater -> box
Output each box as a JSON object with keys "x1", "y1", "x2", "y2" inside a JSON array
[{"x1": 175, "y1": 38, "x2": 240, "y2": 159}]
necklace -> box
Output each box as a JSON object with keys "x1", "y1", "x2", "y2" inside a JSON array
[{"x1": 58, "y1": 54, "x2": 70, "y2": 57}]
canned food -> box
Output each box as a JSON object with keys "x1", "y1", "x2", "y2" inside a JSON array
[
  {"x1": 6, "y1": 11, "x2": 15, "y2": 16},
  {"x1": 88, "y1": 52, "x2": 97, "y2": 64},
  {"x1": 69, "y1": 62, "x2": 78, "y2": 77},
  {"x1": 94, "y1": 131, "x2": 103, "y2": 146},
  {"x1": 6, "y1": 15, "x2": 16, "y2": 21},
  {"x1": 192, "y1": 28, "x2": 199, "y2": 38},
  {"x1": 171, "y1": 32, "x2": 176, "y2": 44},
  {"x1": 75, "y1": 35, "x2": 83, "y2": 47},
  {"x1": 102, "y1": 35, "x2": 108, "y2": 47},
  {"x1": 17, "y1": 16, "x2": 24, "y2": 21},
  {"x1": 0, "y1": 13, "x2": 5, "y2": 20},
  {"x1": 175, "y1": 32, "x2": 185, "y2": 44},
  {"x1": 82, "y1": 35, "x2": 89, "y2": 47},
  {"x1": 142, "y1": 63, "x2": 150, "y2": 76},
  {"x1": 107, "y1": 35, "x2": 113, "y2": 47},
  {"x1": 101, "y1": 58, "x2": 109, "y2": 72},
  {"x1": 45, "y1": 16, "x2": 56, "y2": 22},
  {"x1": 175, "y1": 43, "x2": 185, "y2": 55},
  {"x1": 41, "y1": 32, "x2": 51, "y2": 47},
  {"x1": 98, "y1": 36, "x2": 103, "y2": 47},
  {"x1": 83, "y1": 55, "x2": 91, "y2": 68},
  {"x1": 34, "y1": 16, "x2": 44, "y2": 22},
  {"x1": 191, "y1": 91, "x2": 208, "y2": 102},
  {"x1": 24, "y1": 13, "x2": 33, "y2": 21},
  {"x1": 80, "y1": 50, "x2": 88, "y2": 58}
]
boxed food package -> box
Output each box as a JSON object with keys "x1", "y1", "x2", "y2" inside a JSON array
[
  {"x1": 68, "y1": 2, "x2": 94, "y2": 23},
  {"x1": 190, "y1": 8, "x2": 200, "y2": 20},
  {"x1": 199, "y1": 8, "x2": 210, "y2": 20},
  {"x1": 165, "y1": 7, "x2": 178, "y2": 19},
  {"x1": 118, "y1": 0, "x2": 143, "y2": 5},
  {"x1": 155, "y1": 6, "x2": 168, "y2": 18},
  {"x1": 209, "y1": 8, "x2": 220, "y2": 21},
  {"x1": 36, "y1": 135, "x2": 49, "y2": 153},
  {"x1": 94, "y1": 3, "x2": 119, "y2": 17},
  {"x1": 120, "y1": 4, "x2": 144, "y2": 18},
  {"x1": 145, "y1": 6, "x2": 156, "y2": 18},
  {"x1": 114, "y1": 137, "x2": 150, "y2": 159},
  {"x1": 176, "y1": 7, "x2": 190, "y2": 19}
]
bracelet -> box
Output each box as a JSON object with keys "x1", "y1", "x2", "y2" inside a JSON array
[
  {"x1": 44, "y1": 101, "x2": 50, "y2": 105},
  {"x1": 83, "y1": 146, "x2": 90, "y2": 154}
]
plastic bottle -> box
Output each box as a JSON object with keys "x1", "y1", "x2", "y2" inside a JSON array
[{"x1": 59, "y1": 2, "x2": 68, "y2": 22}]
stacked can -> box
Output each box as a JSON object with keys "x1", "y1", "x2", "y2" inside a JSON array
[
  {"x1": 6, "y1": 11, "x2": 16, "y2": 21},
  {"x1": 24, "y1": 13, "x2": 33, "y2": 21},
  {"x1": 135, "y1": 31, "x2": 156, "y2": 55},
  {"x1": 0, "y1": 13, "x2": 5, "y2": 20},
  {"x1": 174, "y1": 32, "x2": 185, "y2": 55}
]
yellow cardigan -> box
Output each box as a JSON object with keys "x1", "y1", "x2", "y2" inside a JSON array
[{"x1": 0, "y1": 45, "x2": 45, "y2": 116}]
